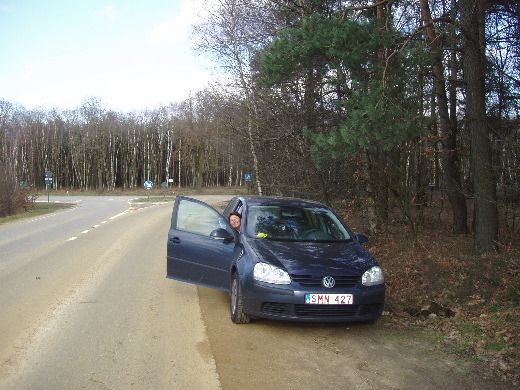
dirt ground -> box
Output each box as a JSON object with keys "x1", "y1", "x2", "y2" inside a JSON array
[{"x1": 198, "y1": 286, "x2": 516, "y2": 390}]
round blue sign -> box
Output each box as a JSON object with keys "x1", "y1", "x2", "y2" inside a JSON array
[{"x1": 144, "y1": 180, "x2": 153, "y2": 189}]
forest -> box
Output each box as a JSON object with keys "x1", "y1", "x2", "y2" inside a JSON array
[{"x1": 1, "y1": 0, "x2": 519, "y2": 255}]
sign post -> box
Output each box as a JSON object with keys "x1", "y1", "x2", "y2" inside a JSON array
[
  {"x1": 44, "y1": 171, "x2": 53, "y2": 202},
  {"x1": 144, "y1": 180, "x2": 153, "y2": 198},
  {"x1": 245, "y1": 173, "x2": 252, "y2": 193}
]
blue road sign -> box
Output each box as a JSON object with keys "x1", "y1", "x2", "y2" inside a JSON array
[
  {"x1": 245, "y1": 173, "x2": 251, "y2": 182},
  {"x1": 144, "y1": 180, "x2": 153, "y2": 189}
]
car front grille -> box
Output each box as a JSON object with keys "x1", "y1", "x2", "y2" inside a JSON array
[
  {"x1": 290, "y1": 274, "x2": 360, "y2": 288},
  {"x1": 294, "y1": 304, "x2": 360, "y2": 317},
  {"x1": 260, "y1": 302, "x2": 384, "y2": 319},
  {"x1": 261, "y1": 302, "x2": 288, "y2": 315}
]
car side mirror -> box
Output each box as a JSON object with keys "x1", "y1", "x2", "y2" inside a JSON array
[
  {"x1": 356, "y1": 234, "x2": 368, "y2": 244},
  {"x1": 210, "y1": 228, "x2": 235, "y2": 243}
]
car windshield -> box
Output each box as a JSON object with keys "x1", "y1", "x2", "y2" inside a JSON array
[{"x1": 245, "y1": 205, "x2": 352, "y2": 242}]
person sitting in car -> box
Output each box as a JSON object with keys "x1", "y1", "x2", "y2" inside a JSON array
[{"x1": 228, "y1": 212, "x2": 242, "y2": 232}]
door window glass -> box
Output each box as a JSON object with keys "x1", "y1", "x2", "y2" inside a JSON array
[{"x1": 176, "y1": 198, "x2": 227, "y2": 236}]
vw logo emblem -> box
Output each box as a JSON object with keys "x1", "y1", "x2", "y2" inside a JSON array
[{"x1": 322, "y1": 276, "x2": 335, "y2": 288}]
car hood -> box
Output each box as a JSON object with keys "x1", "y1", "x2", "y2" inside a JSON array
[{"x1": 246, "y1": 238, "x2": 378, "y2": 275}]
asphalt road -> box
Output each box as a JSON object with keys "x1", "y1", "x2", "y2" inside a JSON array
[
  {"x1": 0, "y1": 195, "x2": 514, "y2": 390},
  {"x1": 0, "y1": 195, "x2": 222, "y2": 389}
]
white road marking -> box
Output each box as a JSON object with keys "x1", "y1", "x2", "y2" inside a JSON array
[{"x1": 66, "y1": 206, "x2": 143, "y2": 243}]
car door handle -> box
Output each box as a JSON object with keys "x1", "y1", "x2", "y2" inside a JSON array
[{"x1": 170, "y1": 237, "x2": 181, "y2": 244}]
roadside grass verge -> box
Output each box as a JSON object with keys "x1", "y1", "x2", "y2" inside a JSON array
[{"x1": 0, "y1": 202, "x2": 75, "y2": 225}]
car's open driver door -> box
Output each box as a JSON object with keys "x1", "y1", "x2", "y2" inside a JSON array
[{"x1": 166, "y1": 196, "x2": 236, "y2": 291}]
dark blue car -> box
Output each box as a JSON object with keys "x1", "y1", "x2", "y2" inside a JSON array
[{"x1": 167, "y1": 196, "x2": 385, "y2": 324}]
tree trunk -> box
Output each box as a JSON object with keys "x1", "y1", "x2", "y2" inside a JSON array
[
  {"x1": 363, "y1": 150, "x2": 379, "y2": 234},
  {"x1": 420, "y1": 0, "x2": 469, "y2": 234},
  {"x1": 195, "y1": 147, "x2": 204, "y2": 192},
  {"x1": 246, "y1": 109, "x2": 263, "y2": 196},
  {"x1": 460, "y1": 0, "x2": 498, "y2": 253}
]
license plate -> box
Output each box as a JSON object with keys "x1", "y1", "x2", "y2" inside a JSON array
[{"x1": 305, "y1": 294, "x2": 353, "y2": 305}]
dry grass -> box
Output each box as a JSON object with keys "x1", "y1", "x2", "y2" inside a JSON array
[{"x1": 337, "y1": 200, "x2": 519, "y2": 383}]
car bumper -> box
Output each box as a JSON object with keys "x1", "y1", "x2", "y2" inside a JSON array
[{"x1": 243, "y1": 281, "x2": 385, "y2": 322}]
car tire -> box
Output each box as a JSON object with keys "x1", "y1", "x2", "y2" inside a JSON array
[{"x1": 230, "y1": 272, "x2": 250, "y2": 324}]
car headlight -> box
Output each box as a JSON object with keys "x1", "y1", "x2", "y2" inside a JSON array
[
  {"x1": 254, "y1": 263, "x2": 291, "y2": 285},
  {"x1": 362, "y1": 266, "x2": 384, "y2": 286}
]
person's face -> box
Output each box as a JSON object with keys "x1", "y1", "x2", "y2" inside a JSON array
[{"x1": 229, "y1": 215, "x2": 241, "y2": 231}]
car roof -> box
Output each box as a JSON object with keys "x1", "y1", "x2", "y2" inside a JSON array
[{"x1": 232, "y1": 195, "x2": 328, "y2": 209}]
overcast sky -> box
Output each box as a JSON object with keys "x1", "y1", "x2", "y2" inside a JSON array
[{"x1": 0, "y1": 0, "x2": 217, "y2": 111}]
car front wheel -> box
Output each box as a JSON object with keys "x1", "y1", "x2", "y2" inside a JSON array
[{"x1": 230, "y1": 272, "x2": 250, "y2": 324}]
